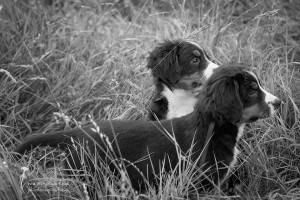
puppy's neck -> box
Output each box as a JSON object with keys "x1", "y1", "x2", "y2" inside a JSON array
[
  {"x1": 187, "y1": 108, "x2": 246, "y2": 164},
  {"x1": 162, "y1": 84, "x2": 199, "y2": 119},
  {"x1": 193, "y1": 119, "x2": 246, "y2": 181}
]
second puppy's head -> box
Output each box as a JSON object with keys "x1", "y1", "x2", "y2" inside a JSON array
[
  {"x1": 201, "y1": 64, "x2": 282, "y2": 124},
  {"x1": 147, "y1": 40, "x2": 219, "y2": 90}
]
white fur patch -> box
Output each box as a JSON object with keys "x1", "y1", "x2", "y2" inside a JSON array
[
  {"x1": 203, "y1": 61, "x2": 219, "y2": 79},
  {"x1": 236, "y1": 123, "x2": 245, "y2": 141},
  {"x1": 162, "y1": 86, "x2": 198, "y2": 119},
  {"x1": 227, "y1": 123, "x2": 245, "y2": 177},
  {"x1": 230, "y1": 147, "x2": 240, "y2": 171},
  {"x1": 250, "y1": 71, "x2": 280, "y2": 116},
  {"x1": 262, "y1": 88, "x2": 279, "y2": 115}
]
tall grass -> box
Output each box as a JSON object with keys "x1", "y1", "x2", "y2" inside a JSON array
[{"x1": 0, "y1": 0, "x2": 299, "y2": 199}]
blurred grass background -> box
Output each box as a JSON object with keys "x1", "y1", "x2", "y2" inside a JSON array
[{"x1": 0, "y1": 0, "x2": 299, "y2": 199}]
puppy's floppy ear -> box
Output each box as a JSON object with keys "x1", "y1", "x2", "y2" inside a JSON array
[
  {"x1": 146, "y1": 41, "x2": 182, "y2": 84},
  {"x1": 204, "y1": 74, "x2": 243, "y2": 123}
]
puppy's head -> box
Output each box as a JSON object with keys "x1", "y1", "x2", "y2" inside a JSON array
[
  {"x1": 202, "y1": 64, "x2": 281, "y2": 124},
  {"x1": 147, "y1": 40, "x2": 219, "y2": 89}
]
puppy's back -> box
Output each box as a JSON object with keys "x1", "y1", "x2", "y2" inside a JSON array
[{"x1": 15, "y1": 118, "x2": 190, "y2": 160}]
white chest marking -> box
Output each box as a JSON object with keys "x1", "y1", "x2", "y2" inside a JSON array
[
  {"x1": 236, "y1": 123, "x2": 245, "y2": 142},
  {"x1": 226, "y1": 123, "x2": 245, "y2": 178},
  {"x1": 162, "y1": 86, "x2": 198, "y2": 119}
]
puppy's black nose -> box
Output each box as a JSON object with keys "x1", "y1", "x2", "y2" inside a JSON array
[{"x1": 273, "y1": 99, "x2": 281, "y2": 110}]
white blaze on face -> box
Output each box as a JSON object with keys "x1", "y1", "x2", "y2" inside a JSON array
[
  {"x1": 261, "y1": 86, "x2": 280, "y2": 115},
  {"x1": 249, "y1": 71, "x2": 280, "y2": 116},
  {"x1": 203, "y1": 61, "x2": 219, "y2": 79},
  {"x1": 188, "y1": 41, "x2": 220, "y2": 79}
]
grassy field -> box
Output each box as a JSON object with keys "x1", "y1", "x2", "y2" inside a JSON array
[{"x1": 0, "y1": 0, "x2": 299, "y2": 199}]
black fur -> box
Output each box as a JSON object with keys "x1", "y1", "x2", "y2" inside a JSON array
[
  {"x1": 15, "y1": 64, "x2": 280, "y2": 193},
  {"x1": 147, "y1": 40, "x2": 183, "y2": 85}
]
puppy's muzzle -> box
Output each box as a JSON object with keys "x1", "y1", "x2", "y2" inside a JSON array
[{"x1": 270, "y1": 98, "x2": 281, "y2": 110}]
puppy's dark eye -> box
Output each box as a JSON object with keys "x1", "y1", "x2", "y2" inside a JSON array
[
  {"x1": 249, "y1": 90, "x2": 257, "y2": 97},
  {"x1": 191, "y1": 57, "x2": 200, "y2": 64}
]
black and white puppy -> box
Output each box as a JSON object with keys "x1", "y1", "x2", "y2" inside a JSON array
[
  {"x1": 15, "y1": 64, "x2": 281, "y2": 192},
  {"x1": 147, "y1": 39, "x2": 219, "y2": 120}
]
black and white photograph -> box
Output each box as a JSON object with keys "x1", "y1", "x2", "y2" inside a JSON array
[{"x1": 0, "y1": 0, "x2": 299, "y2": 199}]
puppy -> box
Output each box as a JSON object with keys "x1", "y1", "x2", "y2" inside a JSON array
[
  {"x1": 15, "y1": 64, "x2": 281, "y2": 192},
  {"x1": 147, "y1": 39, "x2": 219, "y2": 120}
]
